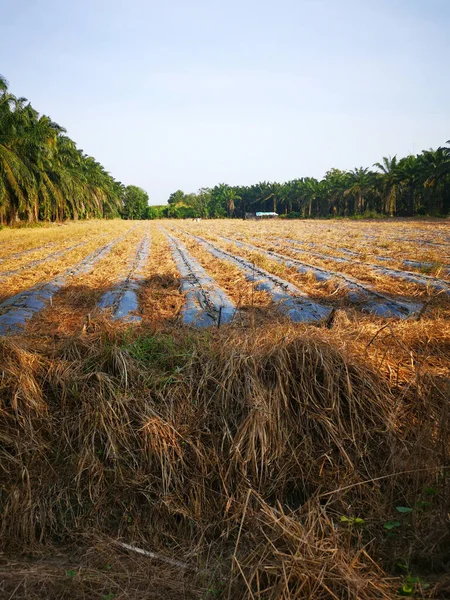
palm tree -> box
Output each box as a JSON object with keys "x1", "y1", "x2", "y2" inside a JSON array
[
  {"x1": 436, "y1": 141, "x2": 450, "y2": 179},
  {"x1": 0, "y1": 75, "x2": 126, "y2": 224},
  {"x1": 255, "y1": 181, "x2": 281, "y2": 213},
  {"x1": 301, "y1": 178, "x2": 319, "y2": 217},
  {"x1": 321, "y1": 169, "x2": 349, "y2": 216},
  {"x1": 0, "y1": 84, "x2": 34, "y2": 224},
  {"x1": 417, "y1": 147, "x2": 450, "y2": 215},
  {"x1": 225, "y1": 188, "x2": 241, "y2": 217},
  {"x1": 344, "y1": 168, "x2": 373, "y2": 214},
  {"x1": 374, "y1": 156, "x2": 400, "y2": 216},
  {"x1": 397, "y1": 156, "x2": 419, "y2": 216},
  {"x1": 214, "y1": 183, "x2": 241, "y2": 217}
]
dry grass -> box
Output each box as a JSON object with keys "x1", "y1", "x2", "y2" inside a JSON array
[
  {"x1": 25, "y1": 223, "x2": 146, "y2": 337},
  {"x1": 0, "y1": 220, "x2": 132, "y2": 303},
  {"x1": 0, "y1": 219, "x2": 126, "y2": 256},
  {"x1": 0, "y1": 540, "x2": 203, "y2": 599},
  {"x1": 224, "y1": 240, "x2": 352, "y2": 306},
  {"x1": 181, "y1": 221, "x2": 450, "y2": 319},
  {"x1": 188, "y1": 218, "x2": 450, "y2": 271},
  {"x1": 1, "y1": 318, "x2": 450, "y2": 598},
  {"x1": 136, "y1": 225, "x2": 185, "y2": 328},
  {"x1": 172, "y1": 228, "x2": 280, "y2": 327},
  {"x1": 1, "y1": 218, "x2": 450, "y2": 598}
]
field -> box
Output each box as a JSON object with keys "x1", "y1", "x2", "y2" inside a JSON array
[{"x1": 1, "y1": 218, "x2": 450, "y2": 599}]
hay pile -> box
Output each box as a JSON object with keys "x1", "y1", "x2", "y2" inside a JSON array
[{"x1": 0, "y1": 324, "x2": 449, "y2": 598}]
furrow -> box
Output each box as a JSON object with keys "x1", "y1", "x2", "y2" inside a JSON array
[
  {"x1": 222, "y1": 236, "x2": 422, "y2": 318},
  {"x1": 163, "y1": 230, "x2": 236, "y2": 328},
  {"x1": 176, "y1": 229, "x2": 333, "y2": 324},
  {"x1": 276, "y1": 237, "x2": 450, "y2": 296},
  {"x1": 271, "y1": 236, "x2": 450, "y2": 275},
  {"x1": 0, "y1": 241, "x2": 57, "y2": 264},
  {"x1": 375, "y1": 235, "x2": 450, "y2": 249},
  {"x1": 360, "y1": 233, "x2": 450, "y2": 254},
  {"x1": 395, "y1": 258, "x2": 450, "y2": 275},
  {"x1": 0, "y1": 227, "x2": 136, "y2": 335},
  {"x1": 0, "y1": 236, "x2": 107, "y2": 279},
  {"x1": 373, "y1": 255, "x2": 450, "y2": 275},
  {"x1": 98, "y1": 228, "x2": 151, "y2": 321}
]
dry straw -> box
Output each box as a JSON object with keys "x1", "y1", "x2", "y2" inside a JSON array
[
  {"x1": 1, "y1": 319, "x2": 449, "y2": 598},
  {"x1": 0, "y1": 219, "x2": 449, "y2": 598}
]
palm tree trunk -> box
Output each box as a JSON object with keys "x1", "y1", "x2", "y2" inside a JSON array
[
  {"x1": 408, "y1": 185, "x2": 414, "y2": 216},
  {"x1": 8, "y1": 201, "x2": 18, "y2": 225}
]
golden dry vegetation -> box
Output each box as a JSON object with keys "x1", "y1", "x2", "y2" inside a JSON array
[{"x1": 0, "y1": 218, "x2": 449, "y2": 599}]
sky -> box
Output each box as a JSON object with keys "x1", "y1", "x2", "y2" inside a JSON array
[{"x1": 1, "y1": 0, "x2": 450, "y2": 204}]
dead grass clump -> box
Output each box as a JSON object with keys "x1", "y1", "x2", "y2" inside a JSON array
[
  {"x1": 191, "y1": 332, "x2": 393, "y2": 495},
  {"x1": 0, "y1": 324, "x2": 449, "y2": 598},
  {"x1": 0, "y1": 336, "x2": 47, "y2": 417},
  {"x1": 227, "y1": 495, "x2": 395, "y2": 600}
]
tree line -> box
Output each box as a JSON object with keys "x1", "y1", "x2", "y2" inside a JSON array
[
  {"x1": 0, "y1": 75, "x2": 150, "y2": 225},
  {"x1": 155, "y1": 143, "x2": 450, "y2": 220},
  {"x1": 2, "y1": 75, "x2": 448, "y2": 224}
]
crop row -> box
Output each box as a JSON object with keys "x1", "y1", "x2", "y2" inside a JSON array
[
  {"x1": 0, "y1": 222, "x2": 449, "y2": 335},
  {"x1": 0, "y1": 226, "x2": 136, "y2": 334},
  {"x1": 270, "y1": 237, "x2": 450, "y2": 294}
]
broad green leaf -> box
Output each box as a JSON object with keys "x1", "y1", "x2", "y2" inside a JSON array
[
  {"x1": 384, "y1": 520, "x2": 401, "y2": 530},
  {"x1": 396, "y1": 506, "x2": 413, "y2": 514}
]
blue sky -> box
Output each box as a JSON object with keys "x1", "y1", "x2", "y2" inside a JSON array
[{"x1": 1, "y1": 0, "x2": 449, "y2": 204}]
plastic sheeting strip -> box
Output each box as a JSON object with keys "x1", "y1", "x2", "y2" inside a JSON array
[
  {"x1": 163, "y1": 229, "x2": 236, "y2": 328},
  {"x1": 98, "y1": 229, "x2": 151, "y2": 321},
  {"x1": 174, "y1": 229, "x2": 333, "y2": 324},
  {"x1": 0, "y1": 227, "x2": 136, "y2": 335},
  {"x1": 267, "y1": 236, "x2": 450, "y2": 275},
  {"x1": 277, "y1": 237, "x2": 450, "y2": 296},
  {"x1": 222, "y1": 236, "x2": 422, "y2": 318},
  {"x1": 0, "y1": 241, "x2": 57, "y2": 264}
]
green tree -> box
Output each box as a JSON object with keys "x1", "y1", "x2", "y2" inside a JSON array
[
  {"x1": 344, "y1": 168, "x2": 374, "y2": 214},
  {"x1": 168, "y1": 189, "x2": 185, "y2": 204},
  {"x1": 122, "y1": 185, "x2": 148, "y2": 219},
  {"x1": 214, "y1": 183, "x2": 241, "y2": 217},
  {"x1": 0, "y1": 74, "x2": 126, "y2": 225},
  {"x1": 419, "y1": 146, "x2": 450, "y2": 214},
  {"x1": 190, "y1": 188, "x2": 212, "y2": 218},
  {"x1": 374, "y1": 156, "x2": 400, "y2": 216},
  {"x1": 397, "y1": 156, "x2": 419, "y2": 216}
]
